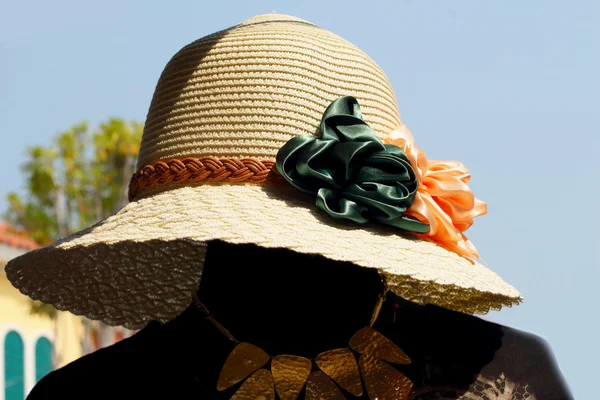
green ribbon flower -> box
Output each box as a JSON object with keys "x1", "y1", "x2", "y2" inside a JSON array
[{"x1": 275, "y1": 96, "x2": 429, "y2": 233}]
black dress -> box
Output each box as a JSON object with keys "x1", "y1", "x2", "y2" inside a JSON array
[{"x1": 27, "y1": 298, "x2": 573, "y2": 400}]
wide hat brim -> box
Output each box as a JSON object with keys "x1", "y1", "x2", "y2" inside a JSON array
[{"x1": 6, "y1": 182, "x2": 521, "y2": 329}]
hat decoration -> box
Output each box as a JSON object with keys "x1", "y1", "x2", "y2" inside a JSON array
[
  {"x1": 384, "y1": 125, "x2": 487, "y2": 259},
  {"x1": 276, "y1": 95, "x2": 486, "y2": 261},
  {"x1": 276, "y1": 96, "x2": 428, "y2": 234},
  {"x1": 131, "y1": 95, "x2": 487, "y2": 261}
]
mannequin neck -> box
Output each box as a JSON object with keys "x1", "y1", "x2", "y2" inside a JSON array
[{"x1": 195, "y1": 241, "x2": 386, "y2": 356}]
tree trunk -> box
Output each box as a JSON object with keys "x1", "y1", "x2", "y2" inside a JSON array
[
  {"x1": 96, "y1": 322, "x2": 116, "y2": 349},
  {"x1": 52, "y1": 312, "x2": 61, "y2": 368},
  {"x1": 116, "y1": 154, "x2": 134, "y2": 210},
  {"x1": 80, "y1": 318, "x2": 94, "y2": 356},
  {"x1": 53, "y1": 178, "x2": 67, "y2": 364}
]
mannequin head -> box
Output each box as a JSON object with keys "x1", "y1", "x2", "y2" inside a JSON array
[{"x1": 196, "y1": 240, "x2": 386, "y2": 354}]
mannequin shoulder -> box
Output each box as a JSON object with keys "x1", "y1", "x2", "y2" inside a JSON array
[
  {"x1": 464, "y1": 323, "x2": 573, "y2": 400},
  {"x1": 27, "y1": 321, "x2": 168, "y2": 400},
  {"x1": 382, "y1": 303, "x2": 573, "y2": 399}
]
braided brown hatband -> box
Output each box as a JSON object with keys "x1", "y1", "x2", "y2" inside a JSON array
[{"x1": 128, "y1": 157, "x2": 280, "y2": 201}]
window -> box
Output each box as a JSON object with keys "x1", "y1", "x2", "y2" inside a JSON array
[
  {"x1": 35, "y1": 337, "x2": 53, "y2": 382},
  {"x1": 4, "y1": 331, "x2": 25, "y2": 400}
]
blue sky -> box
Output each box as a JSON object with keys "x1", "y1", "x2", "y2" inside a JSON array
[{"x1": 1, "y1": 0, "x2": 598, "y2": 397}]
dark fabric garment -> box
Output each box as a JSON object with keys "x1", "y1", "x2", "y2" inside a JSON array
[{"x1": 28, "y1": 299, "x2": 572, "y2": 400}]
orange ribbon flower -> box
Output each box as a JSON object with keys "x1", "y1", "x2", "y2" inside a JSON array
[{"x1": 383, "y1": 124, "x2": 487, "y2": 260}]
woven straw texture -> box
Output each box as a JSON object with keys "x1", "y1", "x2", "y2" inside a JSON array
[
  {"x1": 5, "y1": 14, "x2": 521, "y2": 329},
  {"x1": 137, "y1": 14, "x2": 401, "y2": 168}
]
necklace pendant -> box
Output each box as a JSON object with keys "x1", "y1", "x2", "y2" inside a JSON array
[
  {"x1": 230, "y1": 369, "x2": 275, "y2": 400},
  {"x1": 359, "y1": 355, "x2": 413, "y2": 400},
  {"x1": 217, "y1": 342, "x2": 270, "y2": 391},
  {"x1": 349, "y1": 327, "x2": 410, "y2": 365},
  {"x1": 316, "y1": 349, "x2": 362, "y2": 397},
  {"x1": 271, "y1": 355, "x2": 312, "y2": 400},
  {"x1": 306, "y1": 371, "x2": 346, "y2": 400}
]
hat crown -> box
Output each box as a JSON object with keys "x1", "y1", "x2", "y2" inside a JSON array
[{"x1": 137, "y1": 13, "x2": 402, "y2": 170}]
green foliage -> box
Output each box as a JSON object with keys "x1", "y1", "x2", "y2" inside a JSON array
[
  {"x1": 4, "y1": 118, "x2": 143, "y2": 317},
  {"x1": 6, "y1": 192, "x2": 56, "y2": 245}
]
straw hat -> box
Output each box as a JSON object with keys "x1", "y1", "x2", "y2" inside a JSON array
[{"x1": 6, "y1": 13, "x2": 521, "y2": 329}]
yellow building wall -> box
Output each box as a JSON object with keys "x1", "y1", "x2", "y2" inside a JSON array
[{"x1": 0, "y1": 273, "x2": 83, "y2": 397}]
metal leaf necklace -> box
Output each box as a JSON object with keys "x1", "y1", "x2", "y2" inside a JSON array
[{"x1": 192, "y1": 278, "x2": 414, "y2": 400}]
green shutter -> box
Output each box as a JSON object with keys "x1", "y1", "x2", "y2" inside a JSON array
[
  {"x1": 35, "y1": 337, "x2": 53, "y2": 382},
  {"x1": 4, "y1": 331, "x2": 25, "y2": 400}
]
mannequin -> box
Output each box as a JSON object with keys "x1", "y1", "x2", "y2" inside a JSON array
[{"x1": 27, "y1": 241, "x2": 573, "y2": 399}]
